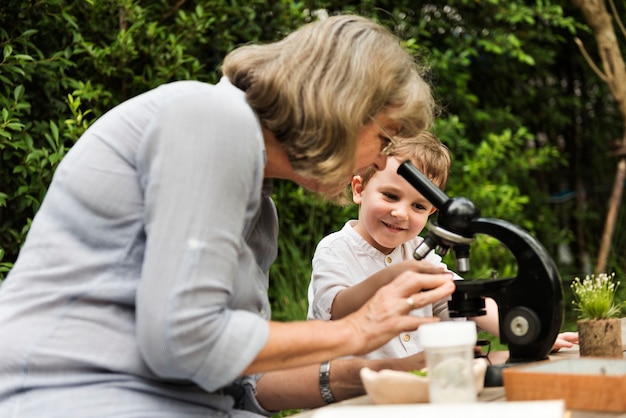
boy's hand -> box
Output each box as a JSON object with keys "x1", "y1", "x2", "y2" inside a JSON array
[{"x1": 551, "y1": 332, "x2": 579, "y2": 352}]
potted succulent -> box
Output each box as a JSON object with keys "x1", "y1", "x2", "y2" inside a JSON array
[{"x1": 571, "y1": 272, "x2": 623, "y2": 358}]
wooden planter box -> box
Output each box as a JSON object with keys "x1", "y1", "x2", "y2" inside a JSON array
[{"x1": 503, "y1": 358, "x2": 626, "y2": 412}]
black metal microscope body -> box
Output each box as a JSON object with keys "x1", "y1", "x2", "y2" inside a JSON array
[{"x1": 397, "y1": 161, "x2": 564, "y2": 363}]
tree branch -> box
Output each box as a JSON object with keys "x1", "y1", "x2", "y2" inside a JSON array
[
  {"x1": 574, "y1": 37, "x2": 608, "y2": 82},
  {"x1": 161, "y1": 0, "x2": 187, "y2": 23},
  {"x1": 608, "y1": 0, "x2": 626, "y2": 40}
]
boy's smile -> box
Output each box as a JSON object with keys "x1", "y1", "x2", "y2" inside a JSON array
[{"x1": 351, "y1": 157, "x2": 436, "y2": 254}]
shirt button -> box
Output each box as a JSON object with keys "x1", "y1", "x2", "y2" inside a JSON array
[
  {"x1": 403, "y1": 334, "x2": 411, "y2": 342},
  {"x1": 386, "y1": 256, "x2": 392, "y2": 264}
]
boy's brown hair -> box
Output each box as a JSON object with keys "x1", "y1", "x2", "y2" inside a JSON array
[{"x1": 361, "y1": 131, "x2": 451, "y2": 190}]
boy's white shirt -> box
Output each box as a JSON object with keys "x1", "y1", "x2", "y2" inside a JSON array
[{"x1": 308, "y1": 220, "x2": 464, "y2": 359}]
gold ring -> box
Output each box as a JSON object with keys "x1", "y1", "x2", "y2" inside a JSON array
[{"x1": 406, "y1": 297, "x2": 415, "y2": 308}]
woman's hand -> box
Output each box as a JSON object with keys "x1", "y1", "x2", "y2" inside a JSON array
[
  {"x1": 246, "y1": 260, "x2": 453, "y2": 376},
  {"x1": 342, "y1": 262, "x2": 455, "y2": 357},
  {"x1": 331, "y1": 258, "x2": 453, "y2": 320}
]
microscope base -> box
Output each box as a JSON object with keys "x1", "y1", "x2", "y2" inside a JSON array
[{"x1": 484, "y1": 361, "x2": 535, "y2": 387}]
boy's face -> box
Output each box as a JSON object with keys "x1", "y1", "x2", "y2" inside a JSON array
[{"x1": 351, "y1": 157, "x2": 436, "y2": 254}]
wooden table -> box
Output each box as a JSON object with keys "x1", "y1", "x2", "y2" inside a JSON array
[{"x1": 291, "y1": 347, "x2": 626, "y2": 418}]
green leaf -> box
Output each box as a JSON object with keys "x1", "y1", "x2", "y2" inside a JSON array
[
  {"x1": 13, "y1": 85, "x2": 25, "y2": 101},
  {"x1": 409, "y1": 370, "x2": 428, "y2": 377},
  {"x1": 12, "y1": 54, "x2": 35, "y2": 61},
  {"x1": 49, "y1": 121, "x2": 59, "y2": 143}
]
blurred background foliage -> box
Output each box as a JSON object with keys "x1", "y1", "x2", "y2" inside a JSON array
[{"x1": 1, "y1": 0, "x2": 626, "y2": 334}]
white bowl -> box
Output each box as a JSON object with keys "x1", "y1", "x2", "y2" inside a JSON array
[{"x1": 360, "y1": 358, "x2": 489, "y2": 405}]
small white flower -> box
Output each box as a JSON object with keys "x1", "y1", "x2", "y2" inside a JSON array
[{"x1": 571, "y1": 272, "x2": 621, "y2": 320}]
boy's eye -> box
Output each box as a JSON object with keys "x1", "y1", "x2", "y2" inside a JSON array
[{"x1": 382, "y1": 192, "x2": 398, "y2": 200}]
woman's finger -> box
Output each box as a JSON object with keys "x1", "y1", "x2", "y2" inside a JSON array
[
  {"x1": 391, "y1": 270, "x2": 455, "y2": 300},
  {"x1": 405, "y1": 281, "x2": 455, "y2": 311},
  {"x1": 398, "y1": 258, "x2": 448, "y2": 274}
]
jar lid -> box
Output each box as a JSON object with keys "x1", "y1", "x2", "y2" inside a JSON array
[{"x1": 417, "y1": 321, "x2": 477, "y2": 348}]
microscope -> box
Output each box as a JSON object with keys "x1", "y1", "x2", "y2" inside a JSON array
[{"x1": 397, "y1": 161, "x2": 565, "y2": 385}]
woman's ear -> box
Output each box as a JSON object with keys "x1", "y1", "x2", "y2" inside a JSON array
[{"x1": 351, "y1": 175, "x2": 364, "y2": 204}]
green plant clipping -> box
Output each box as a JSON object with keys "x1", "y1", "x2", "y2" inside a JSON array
[
  {"x1": 570, "y1": 273, "x2": 622, "y2": 320},
  {"x1": 409, "y1": 369, "x2": 428, "y2": 377}
]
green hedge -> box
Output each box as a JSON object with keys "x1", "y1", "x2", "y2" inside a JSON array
[
  {"x1": 0, "y1": 0, "x2": 305, "y2": 275},
  {"x1": 2, "y1": 2, "x2": 625, "y2": 325}
]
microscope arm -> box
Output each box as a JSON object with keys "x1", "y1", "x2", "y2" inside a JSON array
[{"x1": 466, "y1": 218, "x2": 564, "y2": 362}]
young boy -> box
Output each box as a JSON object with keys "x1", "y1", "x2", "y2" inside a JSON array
[{"x1": 308, "y1": 132, "x2": 577, "y2": 359}]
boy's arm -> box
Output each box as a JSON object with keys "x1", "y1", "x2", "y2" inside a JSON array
[
  {"x1": 330, "y1": 260, "x2": 445, "y2": 319},
  {"x1": 330, "y1": 265, "x2": 400, "y2": 319},
  {"x1": 470, "y1": 297, "x2": 499, "y2": 335}
]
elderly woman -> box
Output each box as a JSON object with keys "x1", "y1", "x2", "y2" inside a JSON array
[{"x1": 0, "y1": 14, "x2": 454, "y2": 417}]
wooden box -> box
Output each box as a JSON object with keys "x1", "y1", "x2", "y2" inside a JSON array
[{"x1": 502, "y1": 358, "x2": 626, "y2": 412}]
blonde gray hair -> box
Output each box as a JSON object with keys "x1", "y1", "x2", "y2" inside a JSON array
[{"x1": 222, "y1": 14, "x2": 435, "y2": 200}]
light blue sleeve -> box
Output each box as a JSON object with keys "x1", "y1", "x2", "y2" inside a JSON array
[{"x1": 135, "y1": 81, "x2": 270, "y2": 392}]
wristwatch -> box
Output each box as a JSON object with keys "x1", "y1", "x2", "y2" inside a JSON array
[{"x1": 319, "y1": 360, "x2": 336, "y2": 404}]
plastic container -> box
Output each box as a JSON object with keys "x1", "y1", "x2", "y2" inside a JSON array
[{"x1": 417, "y1": 321, "x2": 478, "y2": 403}]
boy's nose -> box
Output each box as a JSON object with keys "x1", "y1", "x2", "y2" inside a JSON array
[{"x1": 391, "y1": 207, "x2": 408, "y2": 220}]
